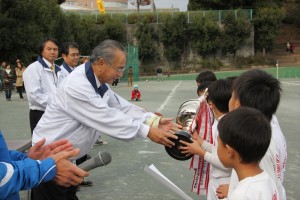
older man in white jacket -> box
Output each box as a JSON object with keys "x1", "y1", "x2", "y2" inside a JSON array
[{"x1": 31, "y1": 39, "x2": 180, "y2": 200}]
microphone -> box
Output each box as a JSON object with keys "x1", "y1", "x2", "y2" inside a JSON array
[{"x1": 78, "y1": 151, "x2": 112, "y2": 171}]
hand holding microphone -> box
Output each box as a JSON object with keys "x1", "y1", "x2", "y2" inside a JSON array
[{"x1": 78, "y1": 151, "x2": 112, "y2": 171}]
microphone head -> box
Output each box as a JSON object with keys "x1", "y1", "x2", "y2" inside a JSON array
[{"x1": 99, "y1": 151, "x2": 112, "y2": 165}]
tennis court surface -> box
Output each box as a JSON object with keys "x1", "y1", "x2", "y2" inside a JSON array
[{"x1": 0, "y1": 77, "x2": 299, "y2": 200}]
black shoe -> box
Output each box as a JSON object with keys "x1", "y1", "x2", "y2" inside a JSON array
[
  {"x1": 80, "y1": 180, "x2": 93, "y2": 187},
  {"x1": 94, "y1": 139, "x2": 108, "y2": 145},
  {"x1": 86, "y1": 154, "x2": 91, "y2": 160}
]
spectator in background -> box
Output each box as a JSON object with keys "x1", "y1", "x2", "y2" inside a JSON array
[
  {"x1": 3, "y1": 63, "x2": 14, "y2": 101},
  {"x1": 167, "y1": 68, "x2": 170, "y2": 78},
  {"x1": 131, "y1": 85, "x2": 141, "y2": 101},
  {"x1": 286, "y1": 42, "x2": 290, "y2": 54},
  {"x1": 60, "y1": 42, "x2": 80, "y2": 82},
  {"x1": 15, "y1": 62, "x2": 26, "y2": 100},
  {"x1": 290, "y1": 43, "x2": 295, "y2": 54},
  {"x1": 112, "y1": 78, "x2": 119, "y2": 87},
  {"x1": 128, "y1": 66, "x2": 133, "y2": 86},
  {"x1": 23, "y1": 37, "x2": 61, "y2": 133},
  {"x1": 15, "y1": 59, "x2": 27, "y2": 93},
  {"x1": 156, "y1": 66, "x2": 163, "y2": 81},
  {"x1": 0, "y1": 61, "x2": 7, "y2": 91}
]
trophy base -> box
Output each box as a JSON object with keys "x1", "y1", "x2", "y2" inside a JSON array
[{"x1": 165, "y1": 131, "x2": 193, "y2": 161}]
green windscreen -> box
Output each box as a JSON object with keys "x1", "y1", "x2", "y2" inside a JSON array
[{"x1": 122, "y1": 44, "x2": 139, "y2": 82}]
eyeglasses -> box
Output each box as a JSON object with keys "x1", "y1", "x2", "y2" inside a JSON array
[
  {"x1": 101, "y1": 58, "x2": 125, "y2": 73},
  {"x1": 69, "y1": 53, "x2": 80, "y2": 58},
  {"x1": 112, "y1": 66, "x2": 126, "y2": 73}
]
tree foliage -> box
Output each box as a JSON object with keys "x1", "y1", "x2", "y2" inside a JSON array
[
  {"x1": 221, "y1": 13, "x2": 251, "y2": 58},
  {"x1": 0, "y1": 0, "x2": 286, "y2": 69},
  {"x1": 188, "y1": 0, "x2": 284, "y2": 10},
  {"x1": 0, "y1": 0, "x2": 126, "y2": 65},
  {"x1": 135, "y1": 19, "x2": 159, "y2": 65},
  {"x1": 0, "y1": 0, "x2": 63, "y2": 64},
  {"x1": 189, "y1": 17, "x2": 221, "y2": 62},
  {"x1": 159, "y1": 13, "x2": 188, "y2": 68},
  {"x1": 253, "y1": 6, "x2": 284, "y2": 52}
]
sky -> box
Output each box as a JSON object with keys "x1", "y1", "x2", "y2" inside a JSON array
[{"x1": 128, "y1": 0, "x2": 189, "y2": 12}]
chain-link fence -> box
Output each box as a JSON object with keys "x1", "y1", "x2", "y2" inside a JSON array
[
  {"x1": 138, "y1": 67, "x2": 300, "y2": 81},
  {"x1": 121, "y1": 44, "x2": 139, "y2": 83},
  {"x1": 64, "y1": 9, "x2": 253, "y2": 24}
]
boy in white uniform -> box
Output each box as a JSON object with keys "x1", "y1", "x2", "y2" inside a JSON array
[
  {"x1": 217, "y1": 69, "x2": 287, "y2": 200},
  {"x1": 180, "y1": 79, "x2": 233, "y2": 200},
  {"x1": 217, "y1": 107, "x2": 278, "y2": 200}
]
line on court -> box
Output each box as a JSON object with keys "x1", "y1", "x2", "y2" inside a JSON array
[
  {"x1": 281, "y1": 81, "x2": 300, "y2": 86},
  {"x1": 156, "y1": 81, "x2": 182, "y2": 113}
]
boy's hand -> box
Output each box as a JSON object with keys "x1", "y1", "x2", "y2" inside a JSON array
[
  {"x1": 216, "y1": 184, "x2": 229, "y2": 199},
  {"x1": 179, "y1": 138, "x2": 206, "y2": 157},
  {"x1": 191, "y1": 130, "x2": 204, "y2": 146}
]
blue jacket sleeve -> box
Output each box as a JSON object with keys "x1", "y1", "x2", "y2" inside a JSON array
[
  {"x1": 0, "y1": 158, "x2": 56, "y2": 199},
  {"x1": 9, "y1": 150, "x2": 27, "y2": 161}
]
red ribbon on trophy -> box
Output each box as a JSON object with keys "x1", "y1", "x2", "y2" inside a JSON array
[{"x1": 188, "y1": 89, "x2": 213, "y2": 195}]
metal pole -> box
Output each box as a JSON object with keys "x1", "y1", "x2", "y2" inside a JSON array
[{"x1": 276, "y1": 60, "x2": 279, "y2": 79}]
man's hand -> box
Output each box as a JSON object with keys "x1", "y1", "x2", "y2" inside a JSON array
[
  {"x1": 216, "y1": 184, "x2": 229, "y2": 199},
  {"x1": 27, "y1": 138, "x2": 73, "y2": 160},
  {"x1": 179, "y1": 138, "x2": 206, "y2": 157},
  {"x1": 51, "y1": 148, "x2": 89, "y2": 187},
  {"x1": 158, "y1": 118, "x2": 182, "y2": 134},
  {"x1": 147, "y1": 127, "x2": 178, "y2": 148}
]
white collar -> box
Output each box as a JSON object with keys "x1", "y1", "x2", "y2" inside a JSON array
[
  {"x1": 94, "y1": 74, "x2": 102, "y2": 88},
  {"x1": 43, "y1": 58, "x2": 53, "y2": 68}
]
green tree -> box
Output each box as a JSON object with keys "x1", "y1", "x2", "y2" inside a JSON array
[
  {"x1": 160, "y1": 13, "x2": 188, "y2": 68},
  {"x1": 0, "y1": 0, "x2": 65, "y2": 64},
  {"x1": 68, "y1": 16, "x2": 101, "y2": 56},
  {"x1": 253, "y1": 6, "x2": 284, "y2": 54},
  {"x1": 188, "y1": 0, "x2": 284, "y2": 10},
  {"x1": 189, "y1": 17, "x2": 221, "y2": 67},
  {"x1": 221, "y1": 12, "x2": 251, "y2": 60},
  {"x1": 135, "y1": 19, "x2": 159, "y2": 66},
  {"x1": 102, "y1": 18, "x2": 126, "y2": 43}
]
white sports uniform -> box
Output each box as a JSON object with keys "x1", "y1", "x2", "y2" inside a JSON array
[
  {"x1": 228, "y1": 171, "x2": 278, "y2": 200},
  {"x1": 202, "y1": 117, "x2": 231, "y2": 200},
  {"x1": 228, "y1": 115, "x2": 287, "y2": 200}
]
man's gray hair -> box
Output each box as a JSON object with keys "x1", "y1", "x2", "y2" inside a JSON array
[{"x1": 89, "y1": 39, "x2": 126, "y2": 65}]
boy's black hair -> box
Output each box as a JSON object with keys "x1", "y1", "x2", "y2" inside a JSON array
[
  {"x1": 225, "y1": 76, "x2": 237, "y2": 85},
  {"x1": 232, "y1": 69, "x2": 281, "y2": 121},
  {"x1": 218, "y1": 107, "x2": 271, "y2": 163},
  {"x1": 197, "y1": 81, "x2": 213, "y2": 95},
  {"x1": 196, "y1": 70, "x2": 217, "y2": 84},
  {"x1": 208, "y1": 79, "x2": 233, "y2": 113},
  {"x1": 61, "y1": 42, "x2": 79, "y2": 55}
]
